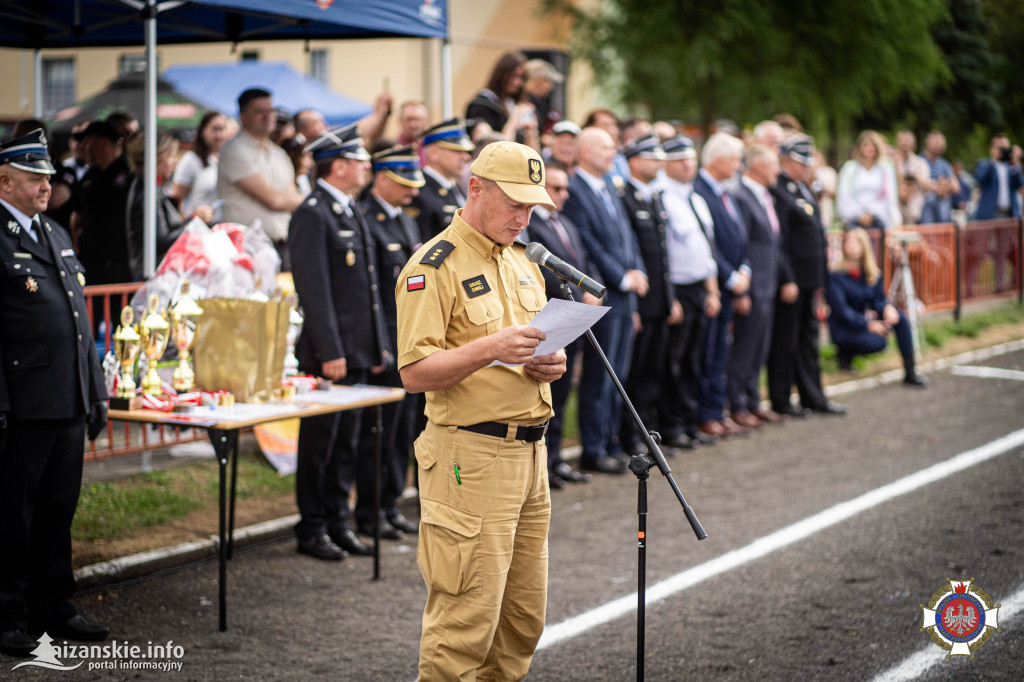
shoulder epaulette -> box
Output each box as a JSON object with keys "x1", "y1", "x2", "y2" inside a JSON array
[{"x1": 420, "y1": 240, "x2": 456, "y2": 268}]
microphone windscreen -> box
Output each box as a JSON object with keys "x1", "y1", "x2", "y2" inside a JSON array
[{"x1": 524, "y1": 241, "x2": 548, "y2": 264}]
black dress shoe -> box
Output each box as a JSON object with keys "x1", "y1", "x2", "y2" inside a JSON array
[
  {"x1": 774, "y1": 404, "x2": 810, "y2": 418},
  {"x1": 1, "y1": 629, "x2": 36, "y2": 657},
  {"x1": 548, "y1": 471, "x2": 566, "y2": 489},
  {"x1": 807, "y1": 401, "x2": 848, "y2": 416},
  {"x1": 687, "y1": 430, "x2": 718, "y2": 445},
  {"x1": 357, "y1": 518, "x2": 404, "y2": 541},
  {"x1": 387, "y1": 513, "x2": 419, "y2": 535},
  {"x1": 297, "y1": 534, "x2": 347, "y2": 561},
  {"x1": 665, "y1": 433, "x2": 696, "y2": 450},
  {"x1": 579, "y1": 457, "x2": 627, "y2": 474},
  {"x1": 331, "y1": 528, "x2": 374, "y2": 556},
  {"x1": 44, "y1": 615, "x2": 110, "y2": 642},
  {"x1": 553, "y1": 462, "x2": 592, "y2": 483},
  {"x1": 904, "y1": 372, "x2": 929, "y2": 388}
]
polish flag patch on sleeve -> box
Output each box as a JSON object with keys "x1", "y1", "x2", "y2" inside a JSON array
[{"x1": 407, "y1": 274, "x2": 426, "y2": 291}]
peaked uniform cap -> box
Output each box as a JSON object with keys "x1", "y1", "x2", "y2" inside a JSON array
[
  {"x1": 304, "y1": 123, "x2": 371, "y2": 162},
  {"x1": 0, "y1": 129, "x2": 56, "y2": 174},
  {"x1": 372, "y1": 145, "x2": 425, "y2": 188},
  {"x1": 421, "y1": 118, "x2": 474, "y2": 152}
]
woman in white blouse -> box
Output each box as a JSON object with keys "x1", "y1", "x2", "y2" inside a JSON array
[
  {"x1": 836, "y1": 130, "x2": 901, "y2": 230},
  {"x1": 170, "y1": 111, "x2": 229, "y2": 221}
]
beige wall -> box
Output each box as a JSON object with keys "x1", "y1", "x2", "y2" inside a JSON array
[{"x1": 0, "y1": 0, "x2": 605, "y2": 134}]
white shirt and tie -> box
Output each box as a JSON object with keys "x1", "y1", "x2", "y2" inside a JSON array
[{"x1": 651, "y1": 174, "x2": 717, "y2": 285}]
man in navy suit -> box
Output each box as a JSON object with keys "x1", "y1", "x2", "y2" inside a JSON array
[
  {"x1": 562, "y1": 127, "x2": 648, "y2": 474},
  {"x1": 974, "y1": 133, "x2": 1022, "y2": 220},
  {"x1": 527, "y1": 160, "x2": 598, "y2": 487},
  {"x1": 729, "y1": 144, "x2": 786, "y2": 428},
  {"x1": 693, "y1": 133, "x2": 751, "y2": 438}
]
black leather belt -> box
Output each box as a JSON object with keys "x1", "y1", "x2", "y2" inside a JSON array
[{"x1": 459, "y1": 421, "x2": 549, "y2": 442}]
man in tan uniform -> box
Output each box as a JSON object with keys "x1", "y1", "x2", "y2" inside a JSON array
[{"x1": 397, "y1": 141, "x2": 567, "y2": 680}]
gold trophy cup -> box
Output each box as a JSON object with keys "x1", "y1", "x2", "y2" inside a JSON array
[
  {"x1": 110, "y1": 306, "x2": 143, "y2": 410},
  {"x1": 139, "y1": 293, "x2": 170, "y2": 397},
  {"x1": 170, "y1": 279, "x2": 203, "y2": 393}
]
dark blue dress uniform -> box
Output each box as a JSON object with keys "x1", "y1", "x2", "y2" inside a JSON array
[
  {"x1": 405, "y1": 119, "x2": 473, "y2": 244},
  {"x1": 288, "y1": 124, "x2": 388, "y2": 554},
  {"x1": 0, "y1": 130, "x2": 107, "y2": 647},
  {"x1": 354, "y1": 145, "x2": 425, "y2": 533},
  {"x1": 617, "y1": 135, "x2": 675, "y2": 452},
  {"x1": 767, "y1": 140, "x2": 832, "y2": 413}
]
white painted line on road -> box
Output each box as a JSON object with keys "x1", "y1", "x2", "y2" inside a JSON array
[
  {"x1": 870, "y1": 580, "x2": 1024, "y2": 682},
  {"x1": 538, "y1": 427, "x2": 1024, "y2": 650},
  {"x1": 952, "y1": 365, "x2": 1024, "y2": 382}
]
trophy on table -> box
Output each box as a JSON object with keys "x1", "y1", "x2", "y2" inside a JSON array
[
  {"x1": 170, "y1": 279, "x2": 204, "y2": 392},
  {"x1": 109, "y1": 306, "x2": 143, "y2": 410},
  {"x1": 139, "y1": 293, "x2": 170, "y2": 397}
]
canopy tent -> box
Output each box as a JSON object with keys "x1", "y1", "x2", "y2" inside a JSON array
[
  {"x1": 0, "y1": 0, "x2": 450, "y2": 277},
  {"x1": 50, "y1": 71, "x2": 207, "y2": 135},
  {"x1": 163, "y1": 62, "x2": 371, "y2": 127}
]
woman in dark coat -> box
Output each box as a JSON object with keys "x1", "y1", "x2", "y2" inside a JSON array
[{"x1": 825, "y1": 228, "x2": 928, "y2": 387}]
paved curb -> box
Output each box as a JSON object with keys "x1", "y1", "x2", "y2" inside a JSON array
[{"x1": 74, "y1": 337, "x2": 1024, "y2": 590}]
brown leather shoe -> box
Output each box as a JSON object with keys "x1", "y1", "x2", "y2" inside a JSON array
[
  {"x1": 731, "y1": 411, "x2": 763, "y2": 428},
  {"x1": 751, "y1": 408, "x2": 784, "y2": 424},
  {"x1": 720, "y1": 417, "x2": 752, "y2": 436},
  {"x1": 699, "y1": 420, "x2": 726, "y2": 437}
]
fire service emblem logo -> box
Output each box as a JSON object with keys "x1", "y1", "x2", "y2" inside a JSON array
[{"x1": 921, "y1": 578, "x2": 1000, "y2": 657}]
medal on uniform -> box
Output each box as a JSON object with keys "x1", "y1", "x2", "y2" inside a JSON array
[
  {"x1": 332, "y1": 202, "x2": 343, "y2": 215},
  {"x1": 376, "y1": 213, "x2": 386, "y2": 222},
  {"x1": 804, "y1": 203, "x2": 814, "y2": 215},
  {"x1": 78, "y1": 272, "x2": 86, "y2": 286},
  {"x1": 346, "y1": 249, "x2": 355, "y2": 266},
  {"x1": 7, "y1": 220, "x2": 19, "y2": 235},
  {"x1": 25, "y1": 276, "x2": 37, "y2": 292},
  {"x1": 438, "y1": 187, "x2": 448, "y2": 197}
]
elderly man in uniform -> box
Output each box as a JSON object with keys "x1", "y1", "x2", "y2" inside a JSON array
[
  {"x1": 397, "y1": 141, "x2": 566, "y2": 680},
  {"x1": 0, "y1": 130, "x2": 108, "y2": 657},
  {"x1": 288, "y1": 124, "x2": 390, "y2": 561},
  {"x1": 407, "y1": 118, "x2": 474, "y2": 244},
  {"x1": 352, "y1": 146, "x2": 425, "y2": 539}
]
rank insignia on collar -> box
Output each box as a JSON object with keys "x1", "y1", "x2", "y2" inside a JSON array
[
  {"x1": 332, "y1": 202, "x2": 344, "y2": 215},
  {"x1": 7, "y1": 220, "x2": 20, "y2": 235},
  {"x1": 377, "y1": 213, "x2": 386, "y2": 222},
  {"x1": 25, "y1": 276, "x2": 38, "y2": 292},
  {"x1": 787, "y1": 182, "x2": 797, "y2": 193},
  {"x1": 438, "y1": 187, "x2": 448, "y2": 197},
  {"x1": 307, "y1": 197, "x2": 318, "y2": 206},
  {"x1": 78, "y1": 272, "x2": 86, "y2": 286}
]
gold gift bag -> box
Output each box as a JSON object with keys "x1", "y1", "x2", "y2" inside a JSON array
[{"x1": 193, "y1": 298, "x2": 290, "y2": 402}]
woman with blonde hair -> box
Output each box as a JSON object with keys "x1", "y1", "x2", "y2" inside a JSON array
[
  {"x1": 836, "y1": 130, "x2": 901, "y2": 230},
  {"x1": 825, "y1": 228, "x2": 927, "y2": 386}
]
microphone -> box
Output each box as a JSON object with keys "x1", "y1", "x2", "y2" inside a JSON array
[{"x1": 525, "y1": 242, "x2": 606, "y2": 299}]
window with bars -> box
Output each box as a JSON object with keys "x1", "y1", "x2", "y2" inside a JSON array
[
  {"x1": 42, "y1": 58, "x2": 76, "y2": 117},
  {"x1": 310, "y1": 49, "x2": 328, "y2": 84}
]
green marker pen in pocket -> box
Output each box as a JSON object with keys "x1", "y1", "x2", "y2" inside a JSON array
[{"x1": 454, "y1": 461, "x2": 462, "y2": 485}]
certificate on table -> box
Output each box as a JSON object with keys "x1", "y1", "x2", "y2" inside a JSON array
[{"x1": 490, "y1": 298, "x2": 609, "y2": 367}]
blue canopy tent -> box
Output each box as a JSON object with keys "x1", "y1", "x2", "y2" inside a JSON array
[
  {"x1": 163, "y1": 62, "x2": 372, "y2": 127},
  {"x1": 0, "y1": 0, "x2": 449, "y2": 276}
]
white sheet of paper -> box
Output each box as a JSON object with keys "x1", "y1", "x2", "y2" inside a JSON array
[{"x1": 489, "y1": 298, "x2": 609, "y2": 367}]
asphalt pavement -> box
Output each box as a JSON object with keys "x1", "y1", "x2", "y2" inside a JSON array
[{"x1": 4, "y1": 347, "x2": 1023, "y2": 681}]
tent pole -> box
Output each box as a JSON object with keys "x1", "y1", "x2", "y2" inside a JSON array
[
  {"x1": 143, "y1": 0, "x2": 157, "y2": 278},
  {"x1": 33, "y1": 49, "x2": 43, "y2": 117},
  {"x1": 441, "y1": 37, "x2": 452, "y2": 119}
]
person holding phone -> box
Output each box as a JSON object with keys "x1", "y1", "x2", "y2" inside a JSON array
[{"x1": 974, "y1": 133, "x2": 1023, "y2": 220}]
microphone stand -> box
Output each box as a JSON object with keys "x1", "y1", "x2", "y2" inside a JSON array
[{"x1": 560, "y1": 280, "x2": 707, "y2": 682}]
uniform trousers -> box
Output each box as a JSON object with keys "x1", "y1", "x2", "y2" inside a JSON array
[
  {"x1": 698, "y1": 291, "x2": 734, "y2": 423},
  {"x1": 415, "y1": 421, "x2": 550, "y2": 681},
  {"x1": 767, "y1": 288, "x2": 828, "y2": 412},
  {"x1": 294, "y1": 370, "x2": 367, "y2": 539},
  {"x1": 0, "y1": 417, "x2": 84, "y2": 631},
  {"x1": 726, "y1": 295, "x2": 774, "y2": 413},
  {"x1": 663, "y1": 283, "x2": 708, "y2": 437},
  {"x1": 620, "y1": 316, "x2": 669, "y2": 449},
  {"x1": 579, "y1": 290, "x2": 635, "y2": 460}
]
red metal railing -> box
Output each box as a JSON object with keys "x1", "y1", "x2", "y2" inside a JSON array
[{"x1": 83, "y1": 282, "x2": 208, "y2": 461}]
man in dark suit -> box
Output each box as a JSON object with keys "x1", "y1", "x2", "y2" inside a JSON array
[
  {"x1": 973, "y1": 133, "x2": 1022, "y2": 220},
  {"x1": 526, "y1": 161, "x2": 596, "y2": 488},
  {"x1": 769, "y1": 135, "x2": 847, "y2": 417},
  {"x1": 617, "y1": 135, "x2": 684, "y2": 454},
  {"x1": 562, "y1": 127, "x2": 648, "y2": 474},
  {"x1": 693, "y1": 133, "x2": 751, "y2": 438},
  {"x1": 288, "y1": 124, "x2": 390, "y2": 561},
  {"x1": 0, "y1": 130, "x2": 109, "y2": 657},
  {"x1": 730, "y1": 144, "x2": 785, "y2": 428},
  {"x1": 353, "y1": 145, "x2": 424, "y2": 538},
  {"x1": 406, "y1": 118, "x2": 473, "y2": 244}
]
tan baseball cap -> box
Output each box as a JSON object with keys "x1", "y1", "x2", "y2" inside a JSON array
[{"x1": 470, "y1": 141, "x2": 556, "y2": 209}]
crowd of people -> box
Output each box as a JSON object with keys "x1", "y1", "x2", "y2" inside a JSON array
[{"x1": 2, "y1": 47, "x2": 1023, "y2": 665}]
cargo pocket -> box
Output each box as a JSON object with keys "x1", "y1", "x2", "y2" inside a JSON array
[{"x1": 417, "y1": 498, "x2": 483, "y2": 597}]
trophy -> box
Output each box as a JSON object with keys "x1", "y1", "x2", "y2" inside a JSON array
[
  {"x1": 170, "y1": 279, "x2": 204, "y2": 392},
  {"x1": 139, "y1": 293, "x2": 170, "y2": 397},
  {"x1": 109, "y1": 306, "x2": 142, "y2": 410}
]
